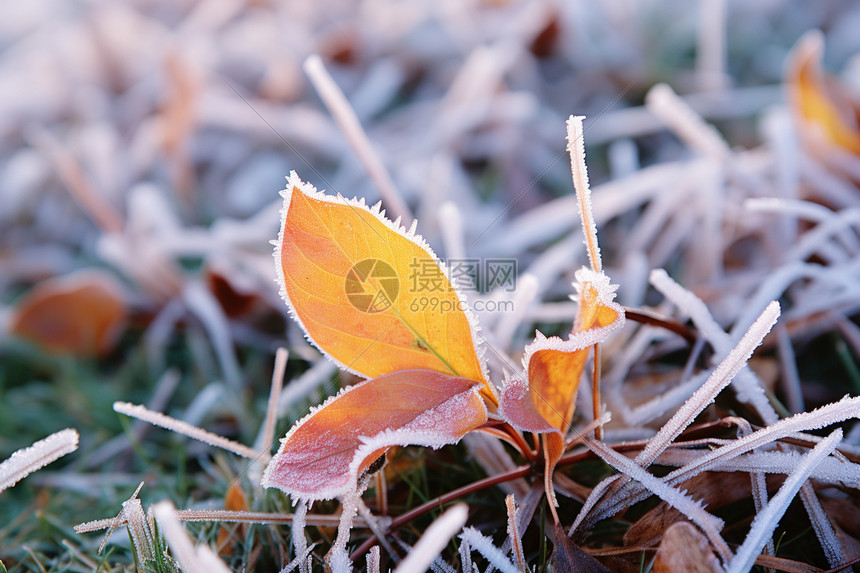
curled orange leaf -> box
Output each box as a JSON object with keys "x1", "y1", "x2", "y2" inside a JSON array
[
  {"x1": 262, "y1": 369, "x2": 487, "y2": 500},
  {"x1": 274, "y1": 172, "x2": 490, "y2": 396},
  {"x1": 500, "y1": 269, "x2": 624, "y2": 434}
]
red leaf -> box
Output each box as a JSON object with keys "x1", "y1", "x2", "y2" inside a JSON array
[{"x1": 262, "y1": 369, "x2": 487, "y2": 500}]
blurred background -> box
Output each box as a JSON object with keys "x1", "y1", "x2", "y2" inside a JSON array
[{"x1": 2, "y1": 0, "x2": 860, "y2": 568}]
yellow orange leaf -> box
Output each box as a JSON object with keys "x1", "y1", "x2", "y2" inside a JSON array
[
  {"x1": 9, "y1": 270, "x2": 128, "y2": 356},
  {"x1": 528, "y1": 345, "x2": 590, "y2": 432},
  {"x1": 501, "y1": 268, "x2": 623, "y2": 433},
  {"x1": 788, "y1": 31, "x2": 860, "y2": 156},
  {"x1": 261, "y1": 369, "x2": 487, "y2": 500},
  {"x1": 275, "y1": 172, "x2": 489, "y2": 393},
  {"x1": 574, "y1": 279, "x2": 623, "y2": 333}
]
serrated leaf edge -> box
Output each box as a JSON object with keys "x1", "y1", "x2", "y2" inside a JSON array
[{"x1": 272, "y1": 171, "x2": 491, "y2": 390}]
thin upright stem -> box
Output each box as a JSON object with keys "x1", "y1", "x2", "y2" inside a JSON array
[{"x1": 592, "y1": 344, "x2": 603, "y2": 441}]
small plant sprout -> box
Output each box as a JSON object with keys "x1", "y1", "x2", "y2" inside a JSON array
[
  {"x1": 261, "y1": 114, "x2": 623, "y2": 560},
  {"x1": 85, "y1": 112, "x2": 860, "y2": 572}
]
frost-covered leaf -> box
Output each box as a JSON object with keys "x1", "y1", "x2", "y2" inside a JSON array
[
  {"x1": 498, "y1": 116, "x2": 625, "y2": 524},
  {"x1": 9, "y1": 270, "x2": 127, "y2": 356},
  {"x1": 501, "y1": 269, "x2": 624, "y2": 434},
  {"x1": 274, "y1": 172, "x2": 489, "y2": 393},
  {"x1": 262, "y1": 369, "x2": 487, "y2": 500}
]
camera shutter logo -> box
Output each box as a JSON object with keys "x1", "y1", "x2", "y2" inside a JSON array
[{"x1": 345, "y1": 259, "x2": 399, "y2": 313}]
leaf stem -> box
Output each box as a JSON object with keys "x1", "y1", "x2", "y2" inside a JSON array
[
  {"x1": 348, "y1": 442, "x2": 646, "y2": 562},
  {"x1": 476, "y1": 423, "x2": 536, "y2": 462},
  {"x1": 592, "y1": 344, "x2": 602, "y2": 441},
  {"x1": 622, "y1": 307, "x2": 699, "y2": 344}
]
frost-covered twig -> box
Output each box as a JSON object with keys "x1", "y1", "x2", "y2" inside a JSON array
[
  {"x1": 303, "y1": 55, "x2": 411, "y2": 224},
  {"x1": 173, "y1": 508, "x2": 367, "y2": 528},
  {"x1": 256, "y1": 347, "x2": 288, "y2": 455},
  {"x1": 366, "y1": 546, "x2": 380, "y2": 573},
  {"x1": 0, "y1": 428, "x2": 78, "y2": 494},
  {"x1": 584, "y1": 438, "x2": 732, "y2": 563},
  {"x1": 505, "y1": 495, "x2": 527, "y2": 573},
  {"x1": 328, "y1": 485, "x2": 365, "y2": 572},
  {"x1": 646, "y1": 83, "x2": 730, "y2": 159},
  {"x1": 292, "y1": 500, "x2": 310, "y2": 573},
  {"x1": 460, "y1": 527, "x2": 520, "y2": 573},
  {"x1": 635, "y1": 301, "x2": 780, "y2": 467},
  {"x1": 357, "y1": 499, "x2": 398, "y2": 563},
  {"x1": 113, "y1": 401, "x2": 263, "y2": 461},
  {"x1": 727, "y1": 429, "x2": 843, "y2": 573}
]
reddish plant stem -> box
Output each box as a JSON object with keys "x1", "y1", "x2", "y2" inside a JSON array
[
  {"x1": 592, "y1": 343, "x2": 602, "y2": 440},
  {"x1": 347, "y1": 416, "x2": 766, "y2": 562},
  {"x1": 623, "y1": 306, "x2": 698, "y2": 344},
  {"x1": 476, "y1": 424, "x2": 537, "y2": 462},
  {"x1": 350, "y1": 464, "x2": 531, "y2": 561},
  {"x1": 348, "y1": 443, "x2": 646, "y2": 562}
]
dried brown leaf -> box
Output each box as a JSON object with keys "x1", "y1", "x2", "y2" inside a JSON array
[
  {"x1": 652, "y1": 522, "x2": 723, "y2": 573},
  {"x1": 10, "y1": 270, "x2": 128, "y2": 356}
]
